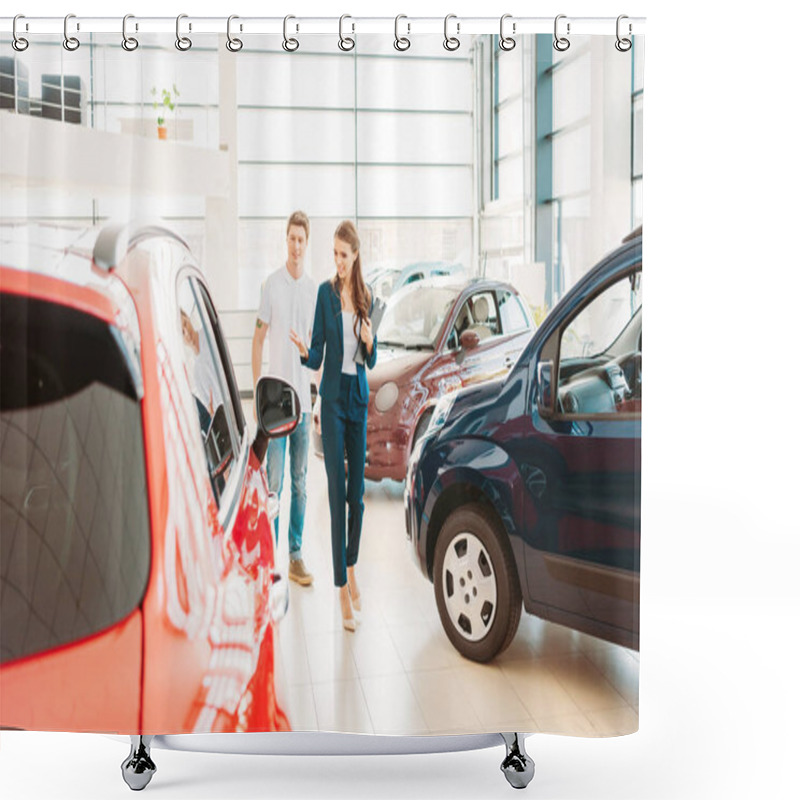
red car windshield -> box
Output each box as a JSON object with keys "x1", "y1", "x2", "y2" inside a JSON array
[
  {"x1": 0, "y1": 292, "x2": 150, "y2": 664},
  {"x1": 378, "y1": 286, "x2": 458, "y2": 349}
]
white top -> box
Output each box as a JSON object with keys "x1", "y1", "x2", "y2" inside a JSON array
[
  {"x1": 340, "y1": 311, "x2": 359, "y2": 376},
  {"x1": 257, "y1": 264, "x2": 317, "y2": 413}
]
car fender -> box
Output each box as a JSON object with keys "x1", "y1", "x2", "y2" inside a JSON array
[{"x1": 419, "y1": 437, "x2": 526, "y2": 593}]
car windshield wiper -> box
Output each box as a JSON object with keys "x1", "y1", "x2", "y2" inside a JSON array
[{"x1": 380, "y1": 340, "x2": 434, "y2": 351}]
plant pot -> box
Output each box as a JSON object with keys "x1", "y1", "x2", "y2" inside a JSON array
[{"x1": 157, "y1": 125, "x2": 167, "y2": 140}]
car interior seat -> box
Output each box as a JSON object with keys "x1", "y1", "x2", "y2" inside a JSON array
[{"x1": 468, "y1": 296, "x2": 493, "y2": 341}]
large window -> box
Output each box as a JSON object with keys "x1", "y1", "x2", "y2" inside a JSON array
[
  {"x1": 492, "y1": 38, "x2": 524, "y2": 201},
  {"x1": 532, "y1": 34, "x2": 640, "y2": 312},
  {"x1": 475, "y1": 36, "x2": 529, "y2": 286},
  {"x1": 237, "y1": 34, "x2": 475, "y2": 307},
  {"x1": 632, "y1": 37, "x2": 644, "y2": 227}
]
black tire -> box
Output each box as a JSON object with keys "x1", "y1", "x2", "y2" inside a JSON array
[{"x1": 433, "y1": 503, "x2": 522, "y2": 662}]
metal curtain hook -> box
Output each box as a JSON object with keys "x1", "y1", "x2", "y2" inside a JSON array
[
  {"x1": 443, "y1": 14, "x2": 460, "y2": 51},
  {"x1": 176, "y1": 14, "x2": 192, "y2": 51},
  {"x1": 553, "y1": 14, "x2": 571, "y2": 52},
  {"x1": 615, "y1": 14, "x2": 632, "y2": 52},
  {"x1": 394, "y1": 15, "x2": 410, "y2": 51},
  {"x1": 338, "y1": 14, "x2": 355, "y2": 51},
  {"x1": 227, "y1": 15, "x2": 243, "y2": 52},
  {"x1": 499, "y1": 14, "x2": 516, "y2": 51},
  {"x1": 12, "y1": 14, "x2": 29, "y2": 52},
  {"x1": 283, "y1": 15, "x2": 299, "y2": 52},
  {"x1": 122, "y1": 14, "x2": 139, "y2": 51},
  {"x1": 63, "y1": 13, "x2": 80, "y2": 51}
]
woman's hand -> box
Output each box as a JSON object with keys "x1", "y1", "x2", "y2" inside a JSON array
[
  {"x1": 360, "y1": 316, "x2": 374, "y2": 354},
  {"x1": 289, "y1": 329, "x2": 309, "y2": 360}
]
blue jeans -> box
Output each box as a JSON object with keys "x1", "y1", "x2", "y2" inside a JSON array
[{"x1": 266, "y1": 412, "x2": 310, "y2": 561}]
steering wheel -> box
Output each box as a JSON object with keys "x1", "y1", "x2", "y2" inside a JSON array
[
  {"x1": 629, "y1": 351, "x2": 642, "y2": 399},
  {"x1": 612, "y1": 351, "x2": 641, "y2": 400}
]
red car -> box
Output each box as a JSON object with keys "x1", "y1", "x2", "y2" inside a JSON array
[
  {"x1": 312, "y1": 278, "x2": 534, "y2": 481},
  {"x1": 0, "y1": 221, "x2": 297, "y2": 738}
]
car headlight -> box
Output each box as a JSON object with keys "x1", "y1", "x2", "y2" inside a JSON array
[
  {"x1": 426, "y1": 391, "x2": 458, "y2": 439},
  {"x1": 375, "y1": 381, "x2": 399, "y2": 413}
]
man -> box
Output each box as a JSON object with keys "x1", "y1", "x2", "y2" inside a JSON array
[{"x1": 252, "y1": 211, "x2": 317, "y2": 586}]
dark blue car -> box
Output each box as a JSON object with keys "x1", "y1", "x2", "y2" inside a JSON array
[{"x1": 404, "y1": 229, "x2": 642, "y2": 662}]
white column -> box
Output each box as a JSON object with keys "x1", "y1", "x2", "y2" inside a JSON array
[
  {"x1": 204, "y1": 36, "x2": 240, "y2": 310},
  {"x1": 590, "y1": 36, "x2": 633, "y2": 263}
]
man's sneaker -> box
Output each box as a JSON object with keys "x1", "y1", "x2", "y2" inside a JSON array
[{"x1": 289, "y1": 558, "x2": 313, "y2": 586}]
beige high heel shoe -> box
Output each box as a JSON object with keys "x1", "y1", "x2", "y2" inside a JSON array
[
  {"x1": 347, "y1": 566, "x2": 361, "y2": 612},
  {"x1": 339, "y1": 586, "x2": 356, "y2": 632}
]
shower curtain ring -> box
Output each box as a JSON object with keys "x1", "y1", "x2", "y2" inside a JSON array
[
  {"x1": 394, "y1": 15, "x2": 411, "y2": 51},
  {"x1": 122, "y1": 14, "x2": 139, "y2": 51},
  {"x1": 615, "y1": 15, "x2": 632, "y2": 52},
  {"x1": 499, "y1": 14, "x2": 516, "y2": 51},
  {"x1": 12, "y1": 15, "x2": 29, "y2": 52},
  {"x1": 443, "y1": 14, "x2": 460, "y2": 51},
  {"x1": 226, "y1": 15, "x2": 243, "y2": 52},
  {"x1": 338, "y1": 14, "x2": 355, "y2": 51},
  {"x1": 553, "y1": 14, "x2": 571, "y2": 52},
  {"x1": 63, "y1": 14, "x2": 80, "y2": 51},
  {"x1": 176, "y1": 14, "x2": 192, "y2": 51},
  {"x1": 283, "y1": 15, "x2": 299, "y2": 51}
]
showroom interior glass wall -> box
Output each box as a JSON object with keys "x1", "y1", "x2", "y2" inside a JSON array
[{"x1": 0, "y1": 31, "x2": 642, "y2": 392}]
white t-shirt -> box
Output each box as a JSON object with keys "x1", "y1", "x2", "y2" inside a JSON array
[
  {"x1": 257, "y1": 264, "x2": 317, "y2": 413},
  {"x1": 341, "y1": 311, "x2": 360, "y2": 376}
]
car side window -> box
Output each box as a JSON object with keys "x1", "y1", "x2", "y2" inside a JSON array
[
  {"x1": 498, "y1": 289, "x2": 529, "y2": 335},
  {"x1": 194, "y1": 281, "x2": 246, "y2": 439},
  {"x1": 556, "y1": 269, "x2": 642, "y2": 416},
  {"x1": 177, "y1": 277, "x2": 240, "y2": 506},
  {"x1": 465, "y1": 291, "x2": 499, "y2": 342}
]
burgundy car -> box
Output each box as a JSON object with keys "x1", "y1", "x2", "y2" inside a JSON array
[{"x1": 312, "y1": 278, "x2": 534, "y2": 481}]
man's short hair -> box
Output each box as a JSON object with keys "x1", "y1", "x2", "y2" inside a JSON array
[{"x1": 287, "y1": 211, "x2": 310, "y2": 239}]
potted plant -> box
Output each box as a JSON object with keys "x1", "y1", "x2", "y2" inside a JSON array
[{"x1": 150, "y1": 84, "x2": 179, "y2": 140}]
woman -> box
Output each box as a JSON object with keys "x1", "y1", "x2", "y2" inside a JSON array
[{"x1": 290, "y1": 221, "x2": 377, "y2": 631}]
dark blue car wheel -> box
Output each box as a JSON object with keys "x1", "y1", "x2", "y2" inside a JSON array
[{"x1": 433, "y1": 503, "x2": 522, "y2": 662}]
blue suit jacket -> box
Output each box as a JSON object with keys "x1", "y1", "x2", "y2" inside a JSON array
[{"x1": 301, "y1": 280, "x2": 378, "y2": 404}]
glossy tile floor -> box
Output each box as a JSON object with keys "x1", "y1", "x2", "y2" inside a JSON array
[{"x1": 270, "y1": 448, "x2": 639, "y2": 738}]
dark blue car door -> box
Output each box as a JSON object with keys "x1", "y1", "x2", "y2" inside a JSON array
[
  {"x1": 520, "y1": 414, "x2": 640, "y2": 637},
  {"x1": 517, "y1": 265, "x2": 642, "y2": 645}
]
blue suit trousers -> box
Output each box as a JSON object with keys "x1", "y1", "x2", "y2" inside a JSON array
[{"x1": 321, "y1": 373, "x2": 367, "y2": 588}]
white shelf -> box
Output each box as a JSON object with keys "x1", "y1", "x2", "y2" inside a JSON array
[{"x1": 0, "y1": 112, "x2": 230, "y2": 198}]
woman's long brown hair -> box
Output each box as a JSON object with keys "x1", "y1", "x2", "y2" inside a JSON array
[{"x1": 332, "y1": 220, "x2": 371, "y2": 336}]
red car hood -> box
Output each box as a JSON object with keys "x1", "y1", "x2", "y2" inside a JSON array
[{"x1": 369, "y1": 346, "x2": 432, "y2": 387}]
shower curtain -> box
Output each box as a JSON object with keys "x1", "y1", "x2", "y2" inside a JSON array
[{"x1": 0, "y1": 22, "x2": 642, "y2": 743}]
